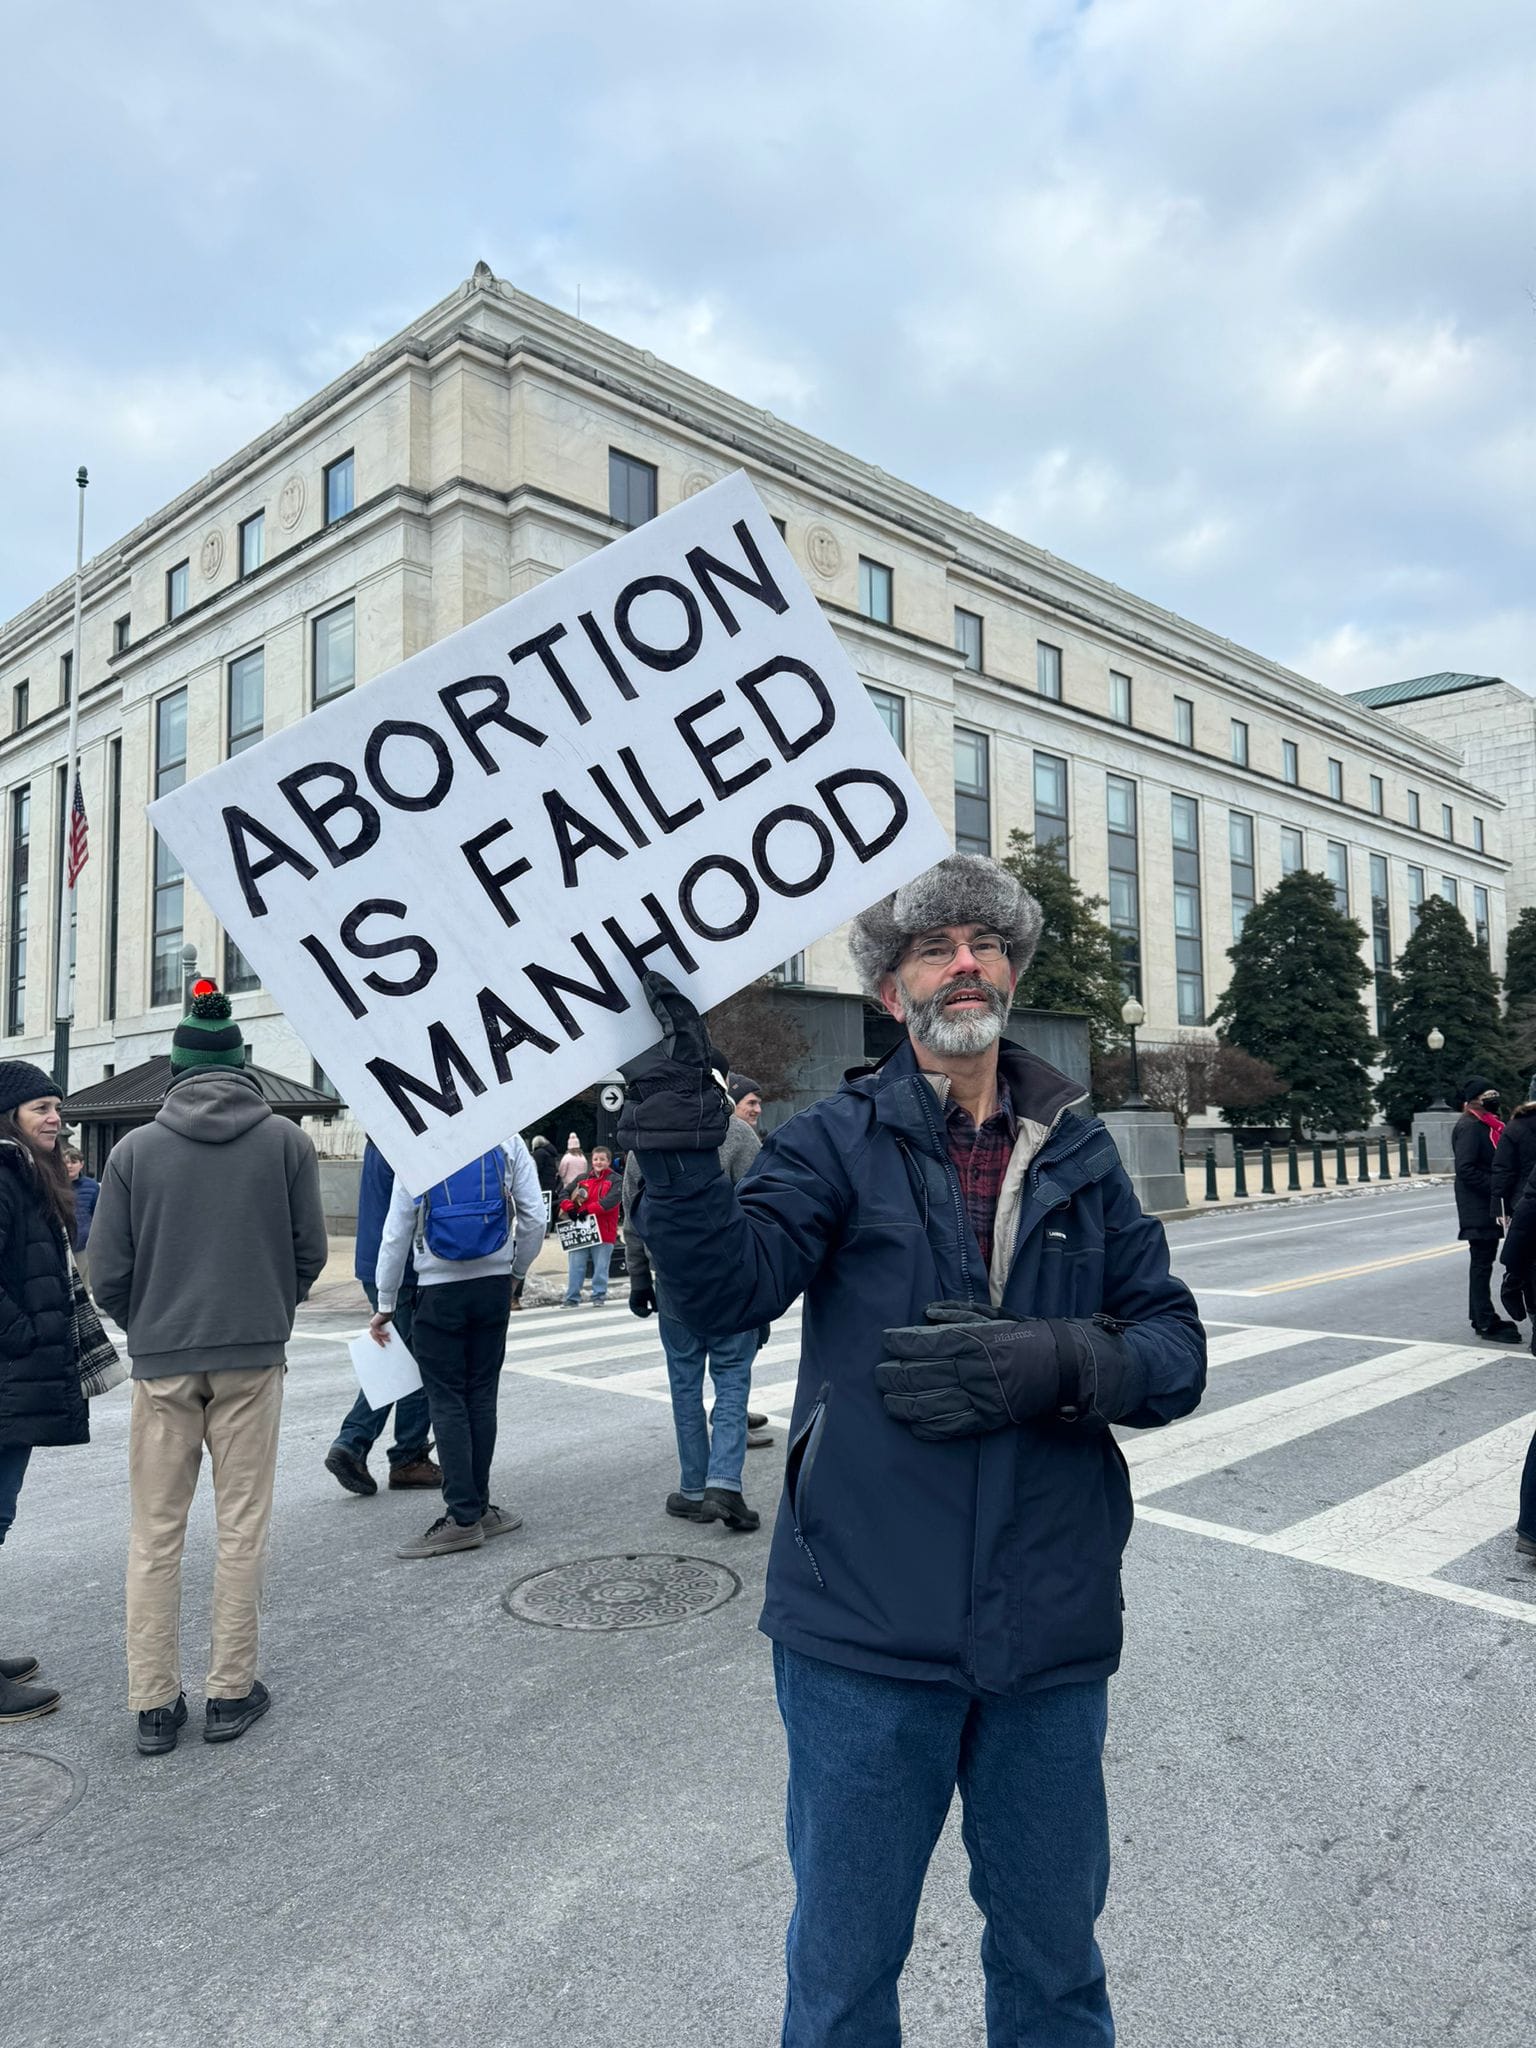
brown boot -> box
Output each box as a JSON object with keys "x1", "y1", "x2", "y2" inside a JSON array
[{"x1": 389, "y1": 1454, "x2": 443, "y2": 1490}]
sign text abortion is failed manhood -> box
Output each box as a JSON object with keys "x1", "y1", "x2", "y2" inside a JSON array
[{"x1": 149, "y1": 473, "x2": 950, "y2": 1191}]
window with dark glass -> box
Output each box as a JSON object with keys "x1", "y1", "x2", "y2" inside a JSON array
[
  {"x1": 866, "y1": 686, "x2": 905, "y2": 754},
  {"x1": 113, "y1": 614, "x2": 130, "y2": 654},
  {"x1": 1109, "y1": 671, "x2": 1132, "y2": 725},
  {"x1": 1474, "y1": 886, "x2": 1490, "y2": 951},
  {"x1": 1172, "y1": 795, "x2": 1204, "y2": 1024},
  {"x1": 1281, "y1": 825, "x2": 1304, "y2": 874},
  {"x1": 59, "y1": 652, "x2": 72, "y2": 704},
  {"x1": 608, "y1": 449, "x2": 656, "y2": 529},
  {"x1": 1033, "y1": 751, "x2": 1069, "y2": 868},
  {"x1": 5, "y1": 785, "x2": 28, "y2": 1036},
  {"x1": 312, "y1": 1061, "x2": 341, "y2": 1100},
  {"x1": 105, "y1": 739, "x2": 121, "y2": 1021},
  {"x1": 1036, "y1": 642, "x2": 1062, "y2": 701},
  {"x1": 1369, "y1": 774, "x2": 1384, "y2": 815},
  {"x1": 1282, "y1": 738, "x2": 1299, "y2": 785},
  {"x1": 223, "y1": 651, "x2": 265, "y2": 993},
  {"x1": 1327, "y1": 840, "x2": 1349, "y2": 915},
  {"x1": 1370, "y1": 853, "x2": 1391, "y2": 1035},
  {"x1": 324, "y1": 451, "x2": 355, "y2": 525},
  {"x1": 166, "y1": 560, "x2": 189, "y2": 620},
  {"x1": 1174, "y1": 696, "x2": 1194, "y2": 748},
  {"x1": 1440, "y1": 874, "x2": 1459, "y2": 908},
  {"x1": 1473, "y1": 816, "x2": 1485, "y2": 853},
  {"x1": 771, "y1": 515, "x2": 787, "y2": 538},
  {"x1": 312, "y1": 601, "x2": 356, "y2": 705},
  {"x1": 151, "y1": 690, "x2": 188, "y2": 1007},
  {"x1": 1230, "y1": 719, "x2": 1248, "y2": 768},
  {"x1": 1442, "y1": 803, "x2": 1454, "y2": 840},
  {"x1": 1408, "y1": 865, "x2": 1425, "y2": 928},
  {"x1": 1107, "y1": 775, "x2": 1140, "y2": 997},
  {"x1": 52, "y1": 764, "x2": 76, "y2": 1020},
  {"x1": 858, "y1": 557, "x2": 893, "y2": 624},
  {"x1": 1408, "y1": 790, "x2": 1421, "y2": 830},
  {"x1": 1328, "y1": 757, "x2": 1343, "y2": 801},
  {"x1": 771, "y1": 953, "x2": 807, "y2": 986},
  {"x1": 12, "y1": 680, "x2": 27, "y2": 733},
  {"x1": 239, "y1": 510, "x2": 265, "y2": 578},
  {"x1": 954, "y1": 608, "x2": 983, "y2": 672},
  {"x1": 953, "y1": 728, "x2": 991, "y2": 856},
  {"x1": 1230, "y1": 811, "x2": 1256, "y2": 936}
]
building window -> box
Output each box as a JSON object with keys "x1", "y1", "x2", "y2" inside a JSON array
[
  {"x1": 770, "y1": 515, "x2": 787, "y2": 539},
  {"x1": 954, "y1": 608, "x2": 983, "y2": 673},
  {"x1": 1326, "y1": 841, "x2": 1350, "y2": 915},
  {"x1": 608, "y1": 448, "x2": 657, "y2": 530},
  {"x1": 1408, "y1": 790, "x2": 1421, "y2": 830},
  {"x1": 52, "y1": 764, "x2": 77, "y2": 1021},
  {"x1": 1442, "y1": 804, "x2": 1454, "y2": 841},
  {"x1": 1281, "y1": 825, "x2": 1304, "y2": 874},
  {"x1": 953, "y1": 728, "x2": 991, "y2": 856},
  {"x1": 11, "y1": 680, "x2": 27, "y2": 733},
  {"x1": 1174, "y1": 696, "x2": 1194, "y2": 748},
  {"x1": 166, "y1": 560, "x2": 189, "y2": 620},
  {"x1": 1474, "y1": 885, "x2": 1490, "y2": 953},
  {"x1": 771, "y1": 953, "x2": 807, "y2": 986},
  {"x1": 323, "y1": 451, "x2": 355, "y2": 525},
  {"x1": 1106, "y1": 776, "x2": 1140, "y2": 998},
  {"x1": 1408, "y1": 865, "x2": 1425, "y2": 929},
  {"x1": 113, "y1": 614, "x2": 130, "y2": 654},
  {"x1": 238, "y1": 511, "x2": 265, "y2": 578},
  {"x1": 59, "y1": 652, "x2": 72, "y2": 705},
  {"x1": 1440, "y1": 875, "x2": 1459, "y2": 908},
  {"x1": 1328, "y1": 758, "x2": 1343, "y2": 801},
  {"x1": 1036, "y1": 642, "x2": 1062, "y2": 702},
  {"x1": 1230, "y1": 719, "x2": 1249, "y2": 768},
  {"x1": 1282, "y1": 739, "x2": 1299, "y2": 786},
  {"x1": 312, "y1": 601, "x2": 356, "y2": 705},
  {"x1": 105, "y1": 738, "x2": 122, "y2": 1022},
  {"x1": 1230, "y1": 812, "x2": 1256, "y2": 937},
  {"x1": 1369, "y1": 774, "x2": 1384, "y2": 816},
  {"x1": 1370, "y1": 854, "x2": 1391, "y2": 1035},
  {"x1": 866, "y1": 686, "x2": 905, "y2": 754},
  {"x1": 1172, "y1": 795, "x2": 1204, "y2": 1025},
  {"x1": 223, "y1": 648, "x2": 264, "y2": 996},
  {"x1": 1033, "y1": 751, "x2": 1069, "y2": 868},
  {"x1": 1473, "y1": 816, "x2": 1485, "y2": 853},
  {"x1": 151, "y1": 689, "x2": 189, "y2": 1007},
  {"x1": 312, "y1": 1061, "x2": 341, "y2": 1101},
  {"x1": 1109, "y1": 671, "x2": 1132, "y2": 726},
  {"x1": 5, "y1": 786, "x2": 28, "y2": 1035},
  {"x1": 858, "y1": 557, "x2": 893, "y2": 625}
]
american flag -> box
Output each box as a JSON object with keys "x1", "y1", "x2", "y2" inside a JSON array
[{"x1": 66, "y1": 772, "x2": 88, "y2": 888}]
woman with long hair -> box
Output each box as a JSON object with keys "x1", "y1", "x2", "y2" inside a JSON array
[{"x1": 0, "y1": 1064, "x2": 87, "y2": 1722}]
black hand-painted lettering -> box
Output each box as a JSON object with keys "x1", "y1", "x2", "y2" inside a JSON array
[
  {"x1": 339, "y1": 898, "x2": 439, "y2": 997},
  {"x1": 439, "y1": 675, "x2": 547, "y2": 770},
  {"x1": 602, "y1": 892, "x2": 700, "y2": 981},
  {"x1": 577, "y1": 612, "x2": 639, "y2": 702},
  {"x1": 300, "y1": 933, "x2": 368, "y2": 1019},
  {"x1": 752, "y1": 804, "x2": 835, "y2": 898},
  {"x1": 613, "y1": 575, "x2": 704, "y2": 672},
  {"x1": 543, "y1": 789, "x2": 627, "y2": 889},
  {"x1": 678, "y1": 855, "x2": 760, "y2": 942},
  {"x1": 462, "y1": 820, "x2": 533, "y2": 929},
  {"x1": 363, "y1": 720, "x2": 454, "y2": 813},
  {"x1": 587, "y1": 762, "x2": 651, "y2": 848},
  {"x1": 510, "y1": 622, "x2": 589, "y2": 726},
  {"x1": 476, "y1": 986, "x2": 559, "y2": 1082},
  {"x1": 367, "y1": 1024, "x2": 486, "y2": 1136},
  {"x1": 524, "y1": 933, "x2": 630, "y2": 1040},
  {"x1": 817, "y1": 768, "x2": 908, "y2": 860},
  {"x1": 737, "y1": 657, "x2": 835, "y2": 760},
  {"x1": 224, "y1": 806, "x2": 319, "y2": 918},
  {"x1": 278, "y1": 762, "x2": 382, "y2": 868},
  {"x1": 617, "y1": 745, "x2": 704, "y2": 834},
  {"x1": 684, "y1": 519, "x2": 788, "y2": 636},
  {"x1": 675, "y1": 692, "x2": 771, "y2": 801}
]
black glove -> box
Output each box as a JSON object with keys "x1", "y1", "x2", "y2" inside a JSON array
[
  {"x1": 616, "y1": 971, "x2": 733, "y2": 1154},
  {"x1": 1500, "y1": 1269, "x2": 1528, "y2": 1325},
  {"x1": 875, "y1": 1302, "x2": 1128, "y2": 1442},
  {"x1": 628, "y1": 1280, "x2": 656, "y2": 1319}
]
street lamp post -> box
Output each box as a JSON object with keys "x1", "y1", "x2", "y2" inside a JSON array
[
  {"x1": 1426, "y1": 1026, "x2": 1448, "y2": 1110},
  {"x1": 1121, "y1": 996, "x2": 1146, "y2": 1110}
]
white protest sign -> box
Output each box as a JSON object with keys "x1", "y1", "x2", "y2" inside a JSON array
[{"x1": 150, "y1": 472, "x2": 950, "y2": 1193}]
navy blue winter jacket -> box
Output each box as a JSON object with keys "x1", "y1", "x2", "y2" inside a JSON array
[{"x1": 636, "y1": 1038, "x2": 1206, "y2": 1695}]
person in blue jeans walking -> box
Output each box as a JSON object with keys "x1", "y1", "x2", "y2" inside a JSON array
[
  {"x1": 623, "y1": 1111, "x2": 763, "y2": 1532},
  {"x1": 324, "y1": 1139, "x2": 441, "y2": 1499},
  {"x1": 559, "y1": 1146, "x2": 621, "y2": 1306},
  {"x1": 621, "y1": 854, "x2": 1206, "y2": 2047}
]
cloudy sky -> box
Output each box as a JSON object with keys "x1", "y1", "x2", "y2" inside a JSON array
[{"x1": 3, "y1": 0, "x2": 1530, "y2": 692}]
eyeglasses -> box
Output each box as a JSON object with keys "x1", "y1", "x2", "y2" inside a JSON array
[{"x1": 904, "y1": 932, "x2": 1011, "y2": 969}]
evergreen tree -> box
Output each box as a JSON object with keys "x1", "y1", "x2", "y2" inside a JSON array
[
  {"x1": 1000, "y1": 831, "x2": 1125, "y2": 1059},
  {"x1": 1377, "y1": 895, "x2": 1517, "y2": 1129},
  {"x1": 1208, "y1": 869, "x2": 1376, "y2": 1136},
  {"x1": 1504, "y1": 906, "x2": 1536, "y2": 1009}
]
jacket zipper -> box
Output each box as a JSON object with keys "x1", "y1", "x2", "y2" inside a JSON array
[
  {"x1": 786, "y1": 1391, "x2": 828, "y2": 1588},
  {"x1": 914, "y1": 1081, "x2": 976, "y2": 1306}
]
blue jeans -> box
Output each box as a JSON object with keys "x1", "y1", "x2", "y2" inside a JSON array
[
  {"x1": 334, "y1": 1284, "x2": 431, "y2": 1466},
  {"x1": 0, "y1": 1443, "x2": 31, "y2": 1545},
  {"x1": 773, "y1": 1643, "x2": 1113, "y2": 2047},
  {"x1": 564, "y1": 1243, "x2": 613, "y2": 1304},
  {"x1": 658, "y1": 1316, "x2": 756, "y2": 1494}
]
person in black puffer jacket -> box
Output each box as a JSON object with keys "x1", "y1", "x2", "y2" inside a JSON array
[
  {"x1": 0, "y1": 1061, "x2": 86, "y2": 1725},
  {"x1": 1453, "y1": 1077, "x2": 1521, "y2": 1342},
  {"x1": 1491, "y1": 1102, "x2": 1536, "y2": 1225}
]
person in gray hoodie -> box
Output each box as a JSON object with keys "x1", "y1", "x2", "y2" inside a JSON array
[
  {"x1": 623, "y1": 1106, "x2": 765, "y2": 1531},
  {"x1": 90, "y1": 981, "x2": 326, "y2": 1755}
]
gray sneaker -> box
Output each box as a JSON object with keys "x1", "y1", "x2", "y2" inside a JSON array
[
  {"x1": 397, "y1": 1514, "x2": 486, "y2": 1559},
  {"x1": 480, "y1": 1505, "x2": 524, "y2": 1540}
]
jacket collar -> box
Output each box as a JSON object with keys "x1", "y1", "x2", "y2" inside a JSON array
[{"x1": 847, "y1": 1036, "x2": 1088, "y2": 1157}]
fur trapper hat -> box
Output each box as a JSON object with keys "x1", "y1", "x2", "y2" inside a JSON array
[{"x1": 847, "y1": 854, "x2": 1043, "y2": 1000}]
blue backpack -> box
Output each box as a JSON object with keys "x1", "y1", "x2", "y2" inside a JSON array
[{"x1": 418, "y1": 1148, "x2": 510, "y2": 1262}]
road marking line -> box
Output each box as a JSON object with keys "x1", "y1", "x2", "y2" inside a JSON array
[
  {"x1": 508, "y1": 1338, "x2": 804, "y2": 1389},
  {"x1": 751, "y1": 1378, "x2": 802, "y2": 1411},
  {"x1": 1123, "y1": 1340, "x2": 1489, "y2": 1495},
  {"x1": 1170, "y1": 1199, "x2": 1451, "y2": 1252},
  {"x1": 1218, "y1": 1244, "x2": 1463, "y2": 1297},
  {"x1": 1204, "y1": 1326, "x2": 1336, "y2": 1367},
  {"x1": 1264, "y1": 1410, "x2": 1536, "y2": 1579}
]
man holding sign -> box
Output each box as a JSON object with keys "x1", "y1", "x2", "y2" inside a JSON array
[{"x1": 620, "y1": 854, "x2": 1207, "y2": 2046}]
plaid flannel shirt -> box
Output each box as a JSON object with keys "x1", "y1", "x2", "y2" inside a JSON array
[{"x1": 944, "y1": 1079, "x2": 1018, "y2": 1270}]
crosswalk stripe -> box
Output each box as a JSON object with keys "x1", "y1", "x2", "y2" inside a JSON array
[
  {"x1": 751, "y1": 1378, "x2": 802, "y2": 1411},
  {"x1": 1123, "y1": 1340, "x2": 1489, "y2": 1497},
  {"x1": 535, "y1": 1337, "x2": 805, "y2": 1392},
  {"x1": 1204, "y1": 1326, "x2": 1339, "y2": 1367},
  {"x1": 1263, "y1": 1409, "x2": 1536, "y2": 1579}
]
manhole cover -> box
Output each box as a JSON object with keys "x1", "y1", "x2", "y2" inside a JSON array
[
  {"x1": 504, "y1": 1554, "x2": 741, "y2": 1632},
  {"x1": 0, "y1": 1749, "x2": 86, "y2": 1857}
]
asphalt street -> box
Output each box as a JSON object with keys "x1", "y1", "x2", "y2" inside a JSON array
[{"x1": 4, "y1": 1181, "x2": 1534, "y2": 2047}]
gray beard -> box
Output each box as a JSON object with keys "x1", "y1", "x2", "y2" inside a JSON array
[{"x1": 896, "y1": 973, "x2": 1010, "y2": 1055}]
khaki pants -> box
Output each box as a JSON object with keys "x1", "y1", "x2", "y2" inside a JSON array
[{"x1": 126, "y1": 1367, "x2": 284, "y2": 1710}]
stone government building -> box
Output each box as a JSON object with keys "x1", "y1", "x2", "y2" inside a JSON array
[{"x1": 0, "y1": 264, "x2": 1513, "y2": 1163}]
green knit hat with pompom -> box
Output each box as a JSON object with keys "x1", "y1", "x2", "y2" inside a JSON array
[{"x1": 169, "y1": 979, "x2": 246, "y2": 1073}]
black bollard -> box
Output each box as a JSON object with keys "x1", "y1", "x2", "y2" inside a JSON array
[
  {"x1": 1204, "y1": 1147, "x2": 1218, "y2": 1202},
  {"x1": 1335, "y1": 1139, "x2": 1349, "y2": 1186},
  {"x1": 1358, "y1": 1139, "x2": 1370, "y2": 1182},
  {"x1": 1417, "y1": 1132, "x2": 1429, "y2": 1174},
  {"x1": 1399, "y1": 1135, "x2": 1410, "y2": 1177},
  {"x1": 1261, "y1": 1143, "x2": 1275, "y2": 1194},
  {"x1": 1379, "y1": 1136, "x2": 1391, "y2": 1179},
  {"x1": 1312, "y1": 1142, "x2": 1325, "y2": 1189},
  {"x1": 1233, "y1": 1143, "x2": 1249, "y2": 1197},
  {"x1": 1288, "y1": 1140, "x2": 1301, "y2": 1191}
]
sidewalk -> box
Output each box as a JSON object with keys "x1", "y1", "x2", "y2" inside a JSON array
[{"x1": 1180, "y1": 1144, "x2": 1447, "y2": 1211}]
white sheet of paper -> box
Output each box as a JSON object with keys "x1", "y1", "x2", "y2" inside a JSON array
[{"x1": 348, "y1": 1324, "x2": 423, "y2": 1409}]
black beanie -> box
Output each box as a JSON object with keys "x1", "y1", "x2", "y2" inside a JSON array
[
  {"x1": 0, "y1": 1061, "x2": 62, "y2": 1117},
  {"x1": 1458, "y1": 1075, "x2": 1497, "y2": 1106},
  {"x1": 728, "y1": 1072, "x2": 764, "y2": 1104}
]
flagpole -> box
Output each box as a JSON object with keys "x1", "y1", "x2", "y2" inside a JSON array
[{"x1": 52, "y1": 465, "x2": 87, "y2": 1098}]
